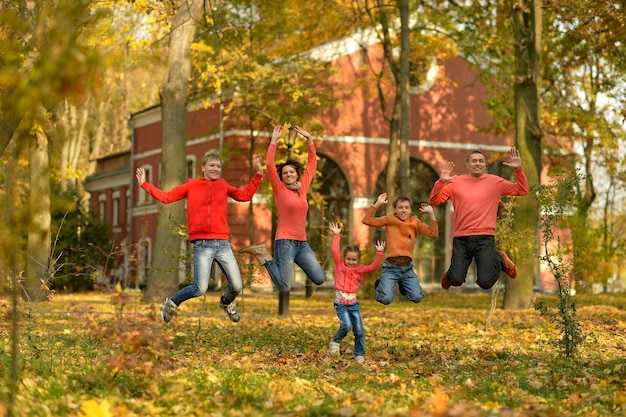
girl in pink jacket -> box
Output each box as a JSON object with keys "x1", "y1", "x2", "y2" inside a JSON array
[{"x1": 328, "y1": 222, "x2": 385, "y2": 364}]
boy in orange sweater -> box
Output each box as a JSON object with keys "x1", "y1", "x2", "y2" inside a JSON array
[{"x1": 362, "y1": 193, "x2": 438, "y2": 305}]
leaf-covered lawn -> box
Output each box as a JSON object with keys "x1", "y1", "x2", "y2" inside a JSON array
[{"x1": 1, "y1": 290, "x2": 625, "y2": 416}]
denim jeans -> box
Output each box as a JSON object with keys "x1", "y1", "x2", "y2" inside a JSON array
[
  {"x1": 332, "y1": 302, "x2": 365, "y2": 356},
  {"x1": 375, "y1": 263, "x2": 424, "y2": 305},
  {"x1": 173, "y1": 239, "x2": 243, "y2": 306},
  {"x1": 263, "y1": 239, "x2": 326, "y2": 291},
  {"x1": 447, "y1": 235, "x2": 503, "y2": 289}
]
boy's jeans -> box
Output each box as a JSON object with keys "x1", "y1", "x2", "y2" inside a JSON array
[
  {"x1": 264, "y1": 239, "x2": 326, "y2": 291},
  {"x1": 332, "y1": 302, "x2": 365, "y2": 356},
  {"x1": 173, "y1": 239, "x2": 243, "y2": 305},
  {"x1": 375, "y1": 263, "x2": 424, "y2": 305}
]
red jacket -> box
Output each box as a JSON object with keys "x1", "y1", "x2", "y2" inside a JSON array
[{"x1": 141, "y1": 174, "x2": 262, "y2": 241}]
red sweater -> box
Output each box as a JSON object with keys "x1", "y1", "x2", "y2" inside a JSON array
[
  {"x1": 429, "y1": 169, "x2": 529, "y2": 237},
  {"x1": 141, "y1": 174, "x2": 262, "y2": 241},
  {"x1": 331, "y1": 233, "x2": 384, "y2": 294},
  {"x1": 266, "y1": 143, "x2": 316, "y2": 241}
]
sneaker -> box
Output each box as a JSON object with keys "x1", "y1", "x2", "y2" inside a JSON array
[
  {"x1": 498, "y1": 251, "x2": 518, "y2": 279},
  {"x1": 355, "y1": 356, "x2": 365, "y2": 364},
  {"x1": 219, "y1": 298, "x2": 241, "y2": 322},
  {"x1": 238, "y1": 243, "x2": 273, "y2": 265},
  {"x1": 441, "y1": 271, "x2": 451, "y2": 290},
  {"x1": 161, "y1": 298, "x2": 177, "y2": 323},
  {"x1": 329, "y1": 340, "x2": 340, "y2": 355}
]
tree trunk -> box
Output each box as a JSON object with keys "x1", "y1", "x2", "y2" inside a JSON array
[
  {"x1": 24, "y1": 129, "x2": 51, "y2": 302},
  {"x1": 504, "y1": 0, "x2": 543, "y2": 309},
  {"x1": 143, "y1": 0, "x2": 205, "y2": 302},
  {"x1": 398, "y1": 0, "x2": 411, "y2": 198}
]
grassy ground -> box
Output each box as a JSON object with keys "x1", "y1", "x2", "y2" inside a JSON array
[{"x1": 1, "y1": 289, "x2": 625, "y2": 416}]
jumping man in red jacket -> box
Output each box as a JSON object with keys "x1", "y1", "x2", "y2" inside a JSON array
[{"x1": 135, "y1": 152, "x2": 263, "y2": 323}]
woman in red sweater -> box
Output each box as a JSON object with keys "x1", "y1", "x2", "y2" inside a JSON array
[
  {"x1": 328, "y1": 222, "x2": 385, "y2": 364},
  {"x1": 136, "y1": 152, "x2": 263, "y2": 324},
  {"x1": 240, "y1": 124, "x2": 326, "y2": 292}
]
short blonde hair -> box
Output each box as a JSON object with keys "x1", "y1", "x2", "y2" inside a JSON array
[{"x1": 202, "y1": 152, "x2": 222, "y2": 166}]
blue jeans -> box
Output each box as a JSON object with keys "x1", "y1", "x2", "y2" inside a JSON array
[
  {"x1": 264, "y1": 240, "x2": 326, "y2": 291},
  {"x1": 375, "y1": 263, "x2": 424, "y2": 305},
  {"x1": 172, "y1": 239, "x2": 243, "y2": 306},
  {"x1": 447, "y1": 235, "x2": 504, "y2": 289},
  {"x1": 332, "y1": 302, "x2": 365, "y2": 356}
]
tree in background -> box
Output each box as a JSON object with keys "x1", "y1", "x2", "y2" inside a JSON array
[
  {"x1": 541, "y1": 1, "x2": 626, "y2": 290},
  {"x1": 142, "y1": 0, "x2": 206, "y2": 302},
  {"x1": 0, "y1": 1, "x2": 106, "y2": 414},
  {"x1": 353, "y1": 0, "x2": 457, "y2": 212},
  {"x1": 0, "y1": 0, "x2": 104, "y2": 301}
]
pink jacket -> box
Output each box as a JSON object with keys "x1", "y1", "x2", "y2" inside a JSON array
[{"x1": 331, "y1": 233, "x2": 383, "y2": 294}]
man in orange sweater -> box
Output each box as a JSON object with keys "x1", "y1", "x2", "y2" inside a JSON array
[
  {"x1": 429, "y1": 148, "x2": 529, "y2": 290},
  {"x1": 362, "y1": 193, "x2": 438, "y2": 305}
]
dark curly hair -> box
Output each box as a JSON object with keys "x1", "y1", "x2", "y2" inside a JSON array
[{"x1": 276, "y1": 157, "x2": 303, "y2": 182}]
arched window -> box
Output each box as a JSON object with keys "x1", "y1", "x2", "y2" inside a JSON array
[
  {"x1": 307, "y1": 154, "x2": 351, "y2": 270},
  {"x1": 374, "y1": 158, "x2": 446, "y2": 284}
]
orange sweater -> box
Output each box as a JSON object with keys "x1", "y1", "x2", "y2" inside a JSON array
[{"x1": 361, "y1": 206, "x2": 438, "y2": 259}]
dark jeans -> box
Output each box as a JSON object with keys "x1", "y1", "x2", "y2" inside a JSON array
[{"x1": 447, "y1": 235, "x2": 506, "y2": 289}]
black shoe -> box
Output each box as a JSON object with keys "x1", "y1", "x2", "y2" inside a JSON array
[
  {"x1": 374, "y1": 279, "x2": 380, "y2": 290},
  {"x1": 399, "y1": 285, "x2": 406, "y2": 296}
]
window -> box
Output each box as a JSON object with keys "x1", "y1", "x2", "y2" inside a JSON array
[
  {"x1": 98, "y1": 194, "x2": 106, "y2": 223},
  {"x1": 307, "y1": 154, "x2": 351, "y2": 270},
  {"x1": 187, "y1": 156, "x2": 197, "y2": 179},
  {"x1": 138, "y1": 166, "x2": 153, "y2": 204},
  {"x1": 112, "y1": 191, "x2": 120, "y2": 226}
]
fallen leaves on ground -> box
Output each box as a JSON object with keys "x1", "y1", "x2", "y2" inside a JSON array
[{"x1": 0, "y1": 291, "x2": 625, "y2": 416}]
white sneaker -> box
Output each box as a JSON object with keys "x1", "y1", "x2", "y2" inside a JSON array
[
  {"x1": 329, "y1": 340, "x2": 340, "y2": 355},
  {"x1": 355, "y1": 356, "x2": 365, "y2": 364},
  {"x1": 161, "y1": 298, "x2": 177, "y2": 323},
  {"x1": 220, "y1": 299, "x2": 241, "y2": 322}
]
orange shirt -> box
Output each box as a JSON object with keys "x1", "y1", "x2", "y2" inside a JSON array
[{"x1": 362, "y1": 206, "x2": 438, "y2": 258}]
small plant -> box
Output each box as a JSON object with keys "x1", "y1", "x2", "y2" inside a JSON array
[{"x1": 533, "y1": 170, "x2": 585, "y2": 356}]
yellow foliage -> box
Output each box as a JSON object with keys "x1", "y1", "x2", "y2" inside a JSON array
[{"x1": 80, "y1": 399, "x2": 114, "y2": 417}]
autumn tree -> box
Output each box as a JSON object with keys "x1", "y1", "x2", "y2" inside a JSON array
[
  {"x1": 505, "y1": 0, "x2": 543, "y2": 308},
  {"x1": 0, "y1": 1, "x2": 105, "y2": 414},
  {"x1": 142, "y1": 0, "x2": 206, "y2": 301},
  {"x1": 540, "y1": 1, "x2": 626, "y2": 289},
  {"x1": 353, "y1": 0, "x2": 457, "y2": 212}
]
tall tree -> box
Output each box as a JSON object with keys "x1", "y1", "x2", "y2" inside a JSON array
[
  {"x1": 504, "y1": 0, "x2": 543, "y2": 309},
  {"x1": 0, "y1": 1, "x2": 104, "y2": 414},
  {"x1": 144, "y1": 0, "x2": 206, "y2": 301},
  {"x1": 540, "y1": 1, "x2": 626, "y2": 288}
]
